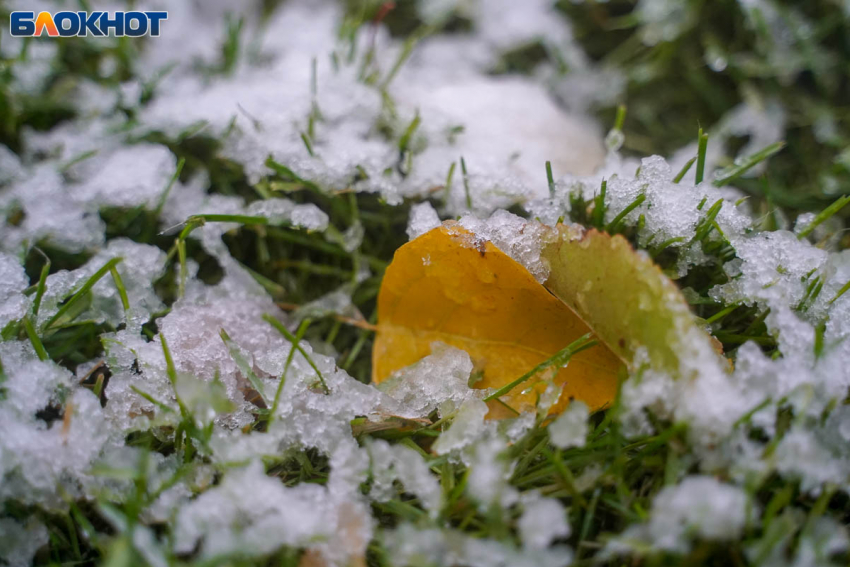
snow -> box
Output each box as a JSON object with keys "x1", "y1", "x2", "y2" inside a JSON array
[
  {"x1": 396, "y1": 76, "x2": 605, "y2": 209},
  {"x1": 518, "y1": 494, "x2": 571, "y2": 549},
  {"x1": 790, "y1": 517, "x2": 850, "y2": 567},
  {"x1": 1, "y1": 0, "x2": 849, "y2": 563},
  {"x1": 173, "y1": 460, "x2": 370, "y2": 562},
  {"x1": 711, "y1": 230, "x2": 828, "y2": 315},
  {"x1": 466, "y1": 434, "x2": 518, "y2": 509},
  {"x1": 548, "y1": 401, "x2": 589, "y2": 449},
  {"x1": 432, "y1": 397, "x2": 490, "y2": 455},
  {"x1": 134, "y1": 0, "x2": 606, "y2": 216},
  {"x1": 774, "y1": 428, "x2": 849, "y2": 494},
  {"x1": 0, "y1": 253, "x2": 30, "y2": 330},
  {"x1": 527, "y1": 154, "x2": 754, "y2": 277},
  {"x1": 606, "y1": 476, "x2": 750, "y2": 555},
  {"x1": 0, "y1": 166, "x2": 106, "y2": 253},
  {"x1": 385, "y1": 523, "x2": 574, "y2": 567},
  {"x1": 458, "y1": 210, "x2": 557, "y2": 282},
  {"x1": 0, "y1": 517, "x2": 49, "y2": 567},
  {"x1": 377, "y1": 343, "x2": 479, "y2": 419},
  {"x1": 1, "y1": 378, "x2": 111, "y2": 509},
  {"x1": 407, "y1": 201, "x2": 442, "y2": 240},
  {"x1": 636, "y1": 0, "x2": 697, "y2": 44},
  {"x1": 367, "y1": 439, "x2": 442, "y2": 516},
  {"x1": 73, "y1": 144, "x2": 176, "y2": 209}
]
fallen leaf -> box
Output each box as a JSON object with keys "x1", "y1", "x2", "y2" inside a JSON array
[
  {"x1": 373, "y1": 221, "x2": 723, "y2": 417},
  {"x1": 372, "y1": 222, "x2": 622, "y2": 416}
]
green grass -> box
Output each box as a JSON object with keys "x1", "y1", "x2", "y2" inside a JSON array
[
  {"x1": 2, "y1": 2, "x2": 849, "y2": 567},
  {"x1": 12, "y1": 130, "x2": 844, "y2": 565}
]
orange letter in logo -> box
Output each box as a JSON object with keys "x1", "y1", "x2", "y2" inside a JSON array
[{"x1": 34, "y1": 12, "x2": 59, "y2": 37}]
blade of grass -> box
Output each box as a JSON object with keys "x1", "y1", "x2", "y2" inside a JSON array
[
  {"x1": 398, "y1": 112, "x2": 421, "y2": 155},
  {"x1": 153, "y1": 157, "x2": 185, "y2": 218},
  {"x1": 829, "y1": 279, "x2": 850, "y2": 305},
  {"x1": 269, "y1": 318, "x2": 312, "y2": 424},
  {"x1": 695, "y1": 128, "x2": 708, "y2": 184},
  {"x1": 606, "y1": 193, "x2": 646, "y2": 234},
  {"x1": 265, "y1": 156, "x2": 322, "y2": 193},
  {"x1": 712, "y1": 141, "x2": 785, "y2": 186},
  {"x1": 704, "y1": 303, "x2": 739, "y2": 325},
  {"x1": 443, "y1": 161, "x2": 456, "y2": 205},
  {"x1": 613, "y1": 104, "x2": 627, "y2": 130},
  {"x1": 300, "y1": 132, "x2": 315, "y2": 157},
  {"x1": 672, "y1": 156, "x2": 696, "y2": 183},
  {"x1": 31, "y1": 251, "x2": 50, "y2": 318},
  {"x1": 176, "y1": 238, "x2": 188, "y2": 299},
  {"x1": 159, "y1": 335, "x2": 192, "y2": 420},
  {"x1": 109, "y1": 267, "x2": 130, "y2": 312},
  {"x1": 546, "y1": 161, "x2": 555, "y2": 198},
  {"x1": 650, "y1": 236, "x2": 686, "y2": 258},
  {"x1": 577, "y1": 487, "x2": 601, "y2": 557},
  {"x1": 381, "y1": 26, "x2": 431, "y2": 90},
  {"x1": 460, "y1": 156, "x2": 472, "y2": 210},
  {"x1": 23, "y1": 316, "x2": 48, "y2": 361},
  {"x1": 188, "y1": 214, "x2": 270, "y2": 225},
  {"x1": 130, "y1": 386, "x2": 175, "y2": 414},
  {"x1": 220, "y1": 329, "x2": 270, "y2": 406},
  {"x1": 44, "y1": 257, "x2": 123, "y2": 331},
  {"x1": 592, "y1": 179, "x2": 607, "y2": 229},
  {"x1": 796, "y1": 194, "x2": 850, "y2": 239},
  {"x1": 691, "y1": 198, "x2": 724, "y2": 243},
  {"x1": 549, "y1": 448, "x2": 588, "y2": 508},
  {"x1": 484, "y1": 333, "x2": 597, "y2": 402},
  {"x1": 263, "y1": 314, "x2": 329, "y2": 394}
]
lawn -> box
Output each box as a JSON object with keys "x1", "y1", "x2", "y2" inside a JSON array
[{"x1": 0, "y1": 1, "x2": 849, "y2": 566}]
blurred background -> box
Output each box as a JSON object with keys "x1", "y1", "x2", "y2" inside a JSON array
[
  {"x1": 3, "y1": 0, "x2": 848, "y2": 215},
  {"x1": 356, "y1": 0, "x2": 850, "y2": 215}
]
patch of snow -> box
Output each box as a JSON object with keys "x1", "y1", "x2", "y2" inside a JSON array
[{"x1": 549, "y1": 401, "x2": 589, "y2": 449}]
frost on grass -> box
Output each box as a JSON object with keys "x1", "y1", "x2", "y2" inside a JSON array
[
  {"x1": 245, "y1": 199, "x2": 330, "y2": 232},
  {"x1": 173, "y1": 460, "x2": 370, "y2": 563},
  {"x1": 518, "y1": 494, "x2": 571, "y2": 549},
  {"x1": 0, "y1": 253, "x2": 30, "y2": 329},
  {"x1": 135, "y1": 0, "x2": 607, "y2": 215},
  {"x1": 367, "y1": 439, "x2": 442, "y2": 516},
  {"x1": 527, "y1": 155, "x2": 753, "y2": 277},
  {"x1": 0, "y1": 344, "x2": 111, "y2": 509},
  {"x1": 33, "y1": 239, "x2": 168, "y2": 335},
  {"x1": 2, "y1": 0, "x2": 850, "y2": 564},
  {"x1": 385, "y1": 522, "x2": 574, "y2": 567},
  {"x1": 549, "y1": 401, "x2": 589, "y2": 450},
  {"x1": 0, "y1": 517, "x2": 49, "y2": 567},
  {"x1": 606, "y1": 476, "x2": 750, "y2": 555}
]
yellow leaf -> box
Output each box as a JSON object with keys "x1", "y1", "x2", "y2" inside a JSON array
[{"x1": 372, "y1": 222, "x2": 622, "y2": 416}]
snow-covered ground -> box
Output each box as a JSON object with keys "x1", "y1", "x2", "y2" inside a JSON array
[{"x1": 0, "y1": 1, "x2": 848, "y2": 566}]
